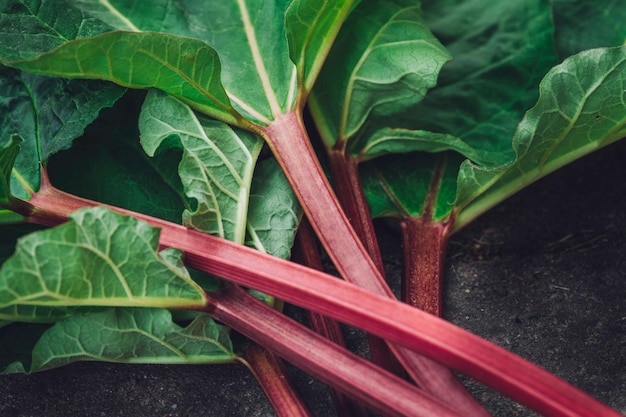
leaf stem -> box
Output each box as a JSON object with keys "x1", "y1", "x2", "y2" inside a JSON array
[{"x1": 210, "y1": 284, "x2": 462, "y2": 417}]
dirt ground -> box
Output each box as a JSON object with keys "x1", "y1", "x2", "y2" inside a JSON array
[{"x1": 0, "y1": 141, "x2": 624, "y2": 417}]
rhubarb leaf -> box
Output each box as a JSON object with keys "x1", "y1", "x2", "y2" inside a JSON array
[
  {"x1": 29, "y1": 308, "x2": 235, "y2": 372},
  {"x1": 362, "y1": 46, "x2": 626, "y2": 229},
  {"x1": 0, "y1": 207, "x2": 207, "y2": 316},
  {"x1": 454, "y1": 46, "x2": 626, "y2": 229},
  {"x1": 2, "y1": 32, "x2": 242, "y2": 126},
  {"x1": 552, "y1": 0, "x2": 626, "y2": 59},
  {"x1": 285, "y1": 0, "x2": 358, "y2": 97},
  {"x1": 0, "y1": 66, "x2": 124, "y2": 199},
  {"x1": 139, "y1": 90, "x2": 264, "y2": 243},
  {"x1": 360, "y1": 0, "x2": 563, "y2": 224},
  {"x1": 1, "y1": 1, "x2": 306, "y2": 125},
  {"x1": 173, "y1": 0, "x2": 297, "y2": 123},
  {"x1": 73, "y1": 0, "x2": 299, "y2": 121},
  {"x1": 309, "y1": 0, "x2": 451, "y2": 147},
  {"x1": 405, "y1": 0, "x2": 558, "y2": 166}
]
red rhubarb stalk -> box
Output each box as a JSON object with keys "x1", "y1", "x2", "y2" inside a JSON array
[
  {"x1": 210, "y1": 284, "x2": 462, "y2": 417},
  {"x1": 261, "y1": 111, "x2": 488, "y2": 416}
]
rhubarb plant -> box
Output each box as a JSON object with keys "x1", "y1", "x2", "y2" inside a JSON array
[
  {"x1": 0, "y1": 1, "x2": 625, "y2": 417},
  {"x1": 309, "y1": 0, "x2": 626, "y2": 317}
]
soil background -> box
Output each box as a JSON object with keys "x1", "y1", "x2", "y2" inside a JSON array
[{"x1": 0, "y1": 141, "x2": 624, "y2": 417}]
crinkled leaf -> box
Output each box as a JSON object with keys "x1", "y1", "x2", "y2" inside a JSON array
[
  {"x1": 30, "y1": 308, "x2": 235, "y2": 372},
  {"x1": 0, "y1": 0, "x2": 114, "y2": 61},
  {"x1": 0, "y1": 206, "x2": 207, "y2": 314},
  {"x1": 0, "y1": 224, "x2": 71, "y2": 322},
  {"x1": 246, "y1": 158, "x2": 301, "y2": 259},
  {"x1": 139, "y1": 90, "x2": 264, "y2": 243},
  {"x1": 362, "y1": 47, "x2": 626, "y2": 228},
  {"x1": 0, "y1": 65, "x2": 124, "y2": 199},
  {"x1": 552, "y1": 0, "x2": 626, "y2": 59},
  {"x1": 453, "y1": 46, "x2": 626, "y2": 229},
  {"x1": 401, "y1": 0, "x2": 558, "y2": 167},
  {"x1": 285, "y1": 0, "x2": 358, "y2": 97},
  {"x1": 309, "y1": 0, "x2": 451, "y2": 147}
]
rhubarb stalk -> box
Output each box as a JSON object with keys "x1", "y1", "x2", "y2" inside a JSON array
[{"x1": 261, "y1": 110, "x2": 489, "y2": 416}]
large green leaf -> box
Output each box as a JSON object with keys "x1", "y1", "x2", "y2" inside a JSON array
[
  {"x1": 0, "y1": 0, "x2": 301, "y2": 125},
  {"x1": 404, "y1": 0, "x2": 559, "y2": 166},
  {"x1": 2, "y1": 31, "x2": 242, "y2": 126},
  {"x1": 454, "y1": 46, "x2": 626, "y2": 229},
  {"x1": 309, "y1": 0, "x2": 451, "y2": 147},
  {"x1": 285, "y1": 0, "x2": 358, "y2": 97},
  {"x1": 139, "y1": 90, "x2": 264, "y2": 243},
  {"x1": 0, "y1": 65, "x2": 124, "y2": 199},
  {"x1": 170, "y1": 0, "x2": 297, "y2": 123},
  {"x1": 0, "y1": 207, "x2": 207, "y2": 318},
  {"x1": 29, "y1": 308, "x2": 235, "y2": 372},
  {"x1": 552, "y1": 0, "x2": 626, "y2": 59}
]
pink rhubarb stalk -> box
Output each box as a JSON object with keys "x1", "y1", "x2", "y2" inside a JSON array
[{"x1": 260, "y1": 111, "x2": 489, "y2": 416}]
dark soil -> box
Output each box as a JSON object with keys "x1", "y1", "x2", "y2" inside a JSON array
[{"x1": 1, "y1": 141, "x2": 624, "y2": 417}]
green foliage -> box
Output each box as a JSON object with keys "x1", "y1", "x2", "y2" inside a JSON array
[
  {"x1": 0, "y1": 4, "x2": 624, "y2": 413},
  {"x1": 29, "y1": 308, "x2": 235, "y2": 371},
  {"x1": 454, "y1": 46, "x2": 626, "y2": 228},
  {"x1": 0, "y1": 207, "x2": 208, "y2": 318},
  {"x1": 348, "y1": 1, "x2": 626, "y2": 228},
  {"x1": 309, "y1": 0, "x2": 451, "y2": 146},
  {"x1": 286, "y1": 0, "x2": 359, "y2": 97},
  {"x1": 139, "y1": 90, "x2": 264, "y2": 242}
]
